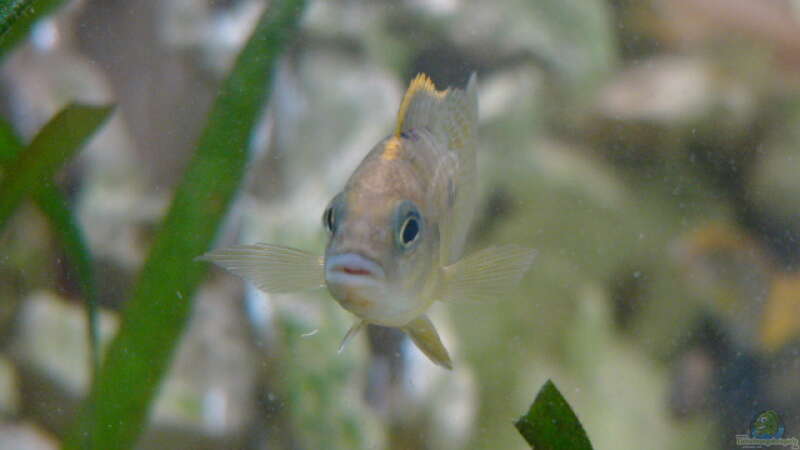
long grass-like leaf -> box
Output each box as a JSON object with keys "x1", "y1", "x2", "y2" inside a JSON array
[
  {"x1": 0, "y1": 104, "x2": 113, "y2": 229},
  {"x1": 514, "y1": 380, "x2": 594, "y2": 450},
  {"x1": 35, "y1": 182, "x2": 101, "y2": 375},
  {"x1": 0, "y1": 0, "x2": 33, "y2": 41},
  {"x1": 0, "y1": 110, "x2": 109, "y2": 380},
  {"x1": 0, "y1": 0, "x2": 68, "y2": 60},
  {"x1": 0, "y1": 115, "x2": 23, "y2": 162},
  {"x1": 62, "y1": 1, "x2": 306, "y2": 448}
]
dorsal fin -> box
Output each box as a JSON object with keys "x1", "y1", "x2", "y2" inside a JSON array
[
  {"x1": 395, "y1": 73, "x2": 448, "y2": 136},
  {"x1": 393, "y1": 73, "x2": 480, "y2": 264}
]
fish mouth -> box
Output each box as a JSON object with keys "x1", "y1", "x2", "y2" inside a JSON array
[{"x1": 325, "y1": 253, "x2": 386, "y2": 286}]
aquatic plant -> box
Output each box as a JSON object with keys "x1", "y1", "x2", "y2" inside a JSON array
[{"x1": 61, "y1": 0, "x2": 306, "y2": 448}]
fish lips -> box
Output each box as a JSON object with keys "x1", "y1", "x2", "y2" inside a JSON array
[{"x1": 325, "y1": 253, "x2": 386, "y2": 288}]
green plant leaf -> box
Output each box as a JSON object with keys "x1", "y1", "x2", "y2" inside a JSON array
[
  {"x1": 0, "y1": 116, "x2": 23, "y2": 162},
  {"x1": 0, "y1": 103, "x2": 113, "y2": 230},
  {"x1": 0, "y1": 111, "x2": 108, "y2": 380},
  {"x1": 0, "y1": 0, "x2": 68, "y2": 60},
  {"x1": 0, "y1": 0, "x2": 34, "y2": 42},
  {"x1": 514, "y1": 380, "x2": 594, "y2": 450},
  {"x1": 62, "y1": 1, "x2": 307, "y2": 448},
  {"x1": 35, "y1": 181, "x2": 101, "y2": 375}
]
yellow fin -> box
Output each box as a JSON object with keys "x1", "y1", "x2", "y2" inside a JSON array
[
  {"x1": 395, "y1": 73, "x2": 447, "y2": 135},
  {"x1": 403, "y1": 315, "x2": 452, "y2": 369},
  {"x1": 395, "y1": 73, "x2": 478, "y2": 153},
  {"x1": 759, "y1": 276, "x2": 800, "y2": 353},
  {"x1": 380, "y1": 136, "x2": 403, "y2": 161},
  {"x1": 338, "y1": 320, "x2": 366, "y2": 353},
  {"x1": 198, "y1": 244, "x2": 325, "y2": 293},
  {"x1": 440, "y1": 245, "x2": 537, "y2": 302}
]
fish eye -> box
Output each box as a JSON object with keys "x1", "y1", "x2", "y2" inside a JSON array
[
  {"x1": 323, "y1": 193, "x2": 346, "y2": 235},
  {"x1": 322, "y1": 206, "x2": 335, "y2": 234},
  {"x1": 401, "y1": 216, "x2": 420, "y2": 246},
  {"x1": 395, "y1": 201, "x2": 422, "y2": 249}
]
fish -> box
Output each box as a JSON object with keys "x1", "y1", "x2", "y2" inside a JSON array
[{"x1": 199, "y1": 73, "x2": 536, "y2": 369}]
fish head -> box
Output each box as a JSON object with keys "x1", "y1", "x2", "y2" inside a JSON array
[{"x1": 322, "y1": 159, "x2": 440, "y2": 326}]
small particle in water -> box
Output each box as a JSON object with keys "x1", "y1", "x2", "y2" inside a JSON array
[
  {"x1": 176, "y1": 291, "x2": 183, "y2": 299},
  {"x1": 633, "y1": 271, "x2": 642, "y2": 279},
  {"x1": 301, "y1": 329, "x2": 318, "y2": 337}
]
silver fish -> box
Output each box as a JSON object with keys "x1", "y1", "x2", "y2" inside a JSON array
[{"x1": 200, "y1": 73, "x2": 536, "y2": 369}]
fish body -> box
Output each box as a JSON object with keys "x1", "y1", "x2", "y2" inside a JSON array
[{"x1": 201, "y1": 73, "x2": 536, "y2": 369}]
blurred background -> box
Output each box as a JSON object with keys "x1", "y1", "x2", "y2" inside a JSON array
[{"x1": 2, "y1": 0, "x2": 800, "y2": 448}]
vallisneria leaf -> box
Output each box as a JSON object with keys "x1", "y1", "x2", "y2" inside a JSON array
[
  {"x1": 0, "y1": 115, "x2": 102, "y2": 379},
  {"x1": 0, "y1": 0, "x2": 69, "y2": 60},
  {"x1": 35, "y1": 180, "x2": 102, "y2": 374},
  {"x1": 62, "y1": 0, "x2": 307, "y2": 448},
  {"x1": 0, "y1": 117, "x2": 22, "y2": 162},
  {"x1": 0, "y1": 103, "x2": 113, "y2": 230},
  {"x1": 514, "y1": 379, "x2": 594, "y2": 450},
  {"x1": 0, "y1": 0, "x2": 34, "y2": 43}
]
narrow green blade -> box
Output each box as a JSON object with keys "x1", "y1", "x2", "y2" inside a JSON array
[
  {"x1": 35, "y1": 184, "x2": 101, "y2": 375},
  {"x1": 0, "y1": 0, "x2": 68, "y2": 60},
  {"x1": 0, "y1": 117, "x2": 22, "y2": 162},
  {"x1": 0, "y1": 114, "x2": 105, "y2": 381},
  {"x1": 62, "y1": 0, "x2": 307, "y2": 448},
  {"x1": 0, "y1": 0, "x2": 34, "y2": 42},
  {"x1": 0, "y1": 103, "x2": 113, "y2": 230},
  {"x1": 514, "y1": 380, "x2": 594, "y2": 450}
]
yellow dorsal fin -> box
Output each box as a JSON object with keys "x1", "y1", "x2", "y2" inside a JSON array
[
  {"x1": 381, "y1": 135, "x2": 403, "y2": 161},
  {"x1": 395, "y1": 73, "x2": 448, "y2": 136}
]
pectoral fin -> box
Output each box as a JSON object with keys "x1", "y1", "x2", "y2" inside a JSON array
[
  {"x1": 440, "y1": 245, "x2": 537, "y2": 302},
  {"x1": 338, "y1": 320, "x2": 365, "y2": 354},
  {"x1": 198, "y1": 243, "x2": 325, "y2": 293},
  {"x1": 403, "y1": 315, "x2": 452, "y2": 370}
]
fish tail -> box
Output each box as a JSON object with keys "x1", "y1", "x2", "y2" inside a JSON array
[{"x1": 395, "y1": 72, "x2": 479, "y2": 155}]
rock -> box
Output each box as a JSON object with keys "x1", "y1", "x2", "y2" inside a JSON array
[
  {"x1": 747, "y1": 122, "x2": 800, "y2": 246},
  {"x1": 759, "y1": 275, "x2": 800, "y2": 354},
  {"x1": 0, "y1": 421, "x2": 58, "y2": 450},
  {"x1": 671, "y1": 223, "x2": 772, "y2": 353},
  {"x1": 12, "y1": 290, "x2": 117, "y2": 396},
  {"x1": 561, "y1": 287, "x2": 704, "y2": 450},
  {"x1": 11, "y1": 282, "x2": 262, "y2": 446},
  {"x1": 478, "y1": 64, "x2": 546, "y2": 164},
  {"x1": 160, "y1": 0, "x2": 264, "y2": 76},
  {"x1": 0, "y1": 8, "x2": 160, "y2": 308},
  {"x1": 449, "y1": 0, "x2": 616, "y2": 89},
  {"x1": 142, "y1": 275, "x2": 258, "y2": 445},
  {"x1": 10, "y1": 291, "x2": 116, "y2": 433},
  {"x1": 0, "y1": 357, "x2": 19, "y2": 416},
  {"x1": 596, "y1": 57, "x2": 718, "y2": 124}
]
